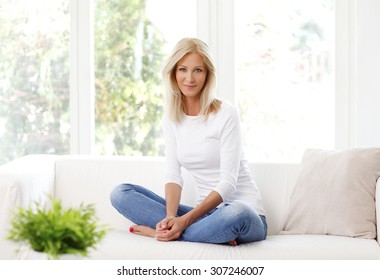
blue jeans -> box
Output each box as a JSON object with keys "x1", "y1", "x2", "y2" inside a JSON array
[{"x1": 110, "y1": 183, "x2": 267, "y2": 244}]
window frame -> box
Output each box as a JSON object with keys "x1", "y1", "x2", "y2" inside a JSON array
[
  {"x1": 70, "y1": 0, "x2": 357, "y2": 159},
  {"x1": 70, "y1": 0, "x2": 94, "y2": 154}
]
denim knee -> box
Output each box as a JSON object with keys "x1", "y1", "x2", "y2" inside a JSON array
[
  {"x1": 110, "y1": 183, "x2": 132, "y2": 209},
  {"x1": 225, "y1": 201, "x2": 255, "y2": 221}
]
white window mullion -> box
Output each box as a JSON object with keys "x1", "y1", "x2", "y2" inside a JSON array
[
  {"x1": 196, "y1": 0, "x2": 211, "y2": 44},
  {"x1": 355, "y1": 0, "x2": 380, "y2": 147},
  {"x1": 70, "y1": 0, "x2": 95, "y2": 154},
  {"x1": 197, "y1": 0, "x2": 235, "y2": 104},
  {"x1": 216, "y1": 0, "x2": 235, "y2": 104},
  {"x1": 335, "y1": 0, "x2": 357, "y2": 150}
]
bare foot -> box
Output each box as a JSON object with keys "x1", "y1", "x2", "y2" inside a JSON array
[
  {"x1": 129, "y1": 225, "x2": 156, "y2": 238},
  {"x1": 228, "y1": 240, "x2": 238, "y2": 246}
]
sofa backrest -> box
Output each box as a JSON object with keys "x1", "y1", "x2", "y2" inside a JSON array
[
  {"x1": 249, "y1": 163, "x2": 299, "y2": 235},
  {"x1": 55, "y1": 156, "x2": 168, "y2": 232},
  {"x1": 54, "y1": 156, "x2": 300, "y2": 235}
]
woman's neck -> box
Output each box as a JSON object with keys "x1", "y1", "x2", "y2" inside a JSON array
[{"x1": 183, "y1": 97, "x2": 201, "y2": 116}]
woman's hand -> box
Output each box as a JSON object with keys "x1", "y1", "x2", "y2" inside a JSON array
[
  {"x1": 156, "y1": 216, "x2": 175, "y2": 231},
  {"x1": 155, "y1": 191, "x2": 223, "y2": 242},
  {"x1": 155, "y1": 216, "x2": 189, "y2": 241}
]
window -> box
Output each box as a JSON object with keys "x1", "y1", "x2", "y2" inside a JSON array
[
  {"x1": 234, "y1": 0, "x2": 335, "y2": 162},
  {"x1": 93, "y1": 0, "x2": 196, "y2": 156},
  {"x1": 0, "y1": 0, "x2": 70, "y2": 164},
  {"x1": 1, "y1": 0, "x2": 356, "y2": 164}
]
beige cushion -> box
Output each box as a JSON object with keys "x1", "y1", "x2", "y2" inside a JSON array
[{"x1": 282, "y1": 148, "x2": 380, "y2": 239}]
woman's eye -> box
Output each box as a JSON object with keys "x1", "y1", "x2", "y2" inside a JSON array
[
  {"x1": 178, "y1": 68, "x2": 186, "y2": 72},
  {"x1": 194, "y1": 68, "x2": 203, "y2": 73}
]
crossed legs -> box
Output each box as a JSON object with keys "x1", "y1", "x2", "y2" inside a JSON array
[{"x1": 110, "y1": 183, "x2": 267, "y2": 245}]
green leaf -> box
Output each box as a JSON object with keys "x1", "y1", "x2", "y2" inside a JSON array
[{"x1": 7, "y1": 196, "x2": 109, "y2": 260}]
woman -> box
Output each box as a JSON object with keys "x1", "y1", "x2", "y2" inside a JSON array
[{"x1": 110, "y1": 38, "x2": 267, "y2": 245}]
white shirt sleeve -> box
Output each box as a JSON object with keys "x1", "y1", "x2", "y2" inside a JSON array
[
  {"x1": 213, "y1": 106, "x2": 242, "y2": 201},
  {"x1": 162, "y1": 116, "x2": 183, "y2": 187}
]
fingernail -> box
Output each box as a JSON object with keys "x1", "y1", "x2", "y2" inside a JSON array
[{"x1": 129, "y1": 227, "x2": 134, "y2": 233}]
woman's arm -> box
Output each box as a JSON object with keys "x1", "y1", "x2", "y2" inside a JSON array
[
  {"x1": 182, "y1": 190, "x2": 222, "y2": 225},
  {"x1": 213, "y1": 106, "x2": 242, "y2": 201},
  {"x1": 165, "y1": 183, "x2": 182, "y2": 217},
  {"x1": 156, "y1": 183, "x2": 182, "y2": 231},
  {"x1": 158, "y1": 116, "x2": 184, "y2": 231}
]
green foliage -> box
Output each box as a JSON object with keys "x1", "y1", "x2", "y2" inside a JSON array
[
  {"x1": 0, "y1": 1, "x2": 70, "y2": 164},
  {"x1": 7, "y1": 197, "x2": 108, "y2": 260},
  {"x1": 0, "y1": 0, "x2": 166, "y2": 164},
  {"x1": 94, "y1": 0, "x2": 166, "y2": 156}
]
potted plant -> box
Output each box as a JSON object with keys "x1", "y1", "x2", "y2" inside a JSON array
[{"x1": 7, "y1": 196, "x2": 108, "y2": 259}]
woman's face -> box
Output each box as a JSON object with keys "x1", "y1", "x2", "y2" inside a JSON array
[{"x1": 175, "y1": 52, "x2": 207, "y2": 99}]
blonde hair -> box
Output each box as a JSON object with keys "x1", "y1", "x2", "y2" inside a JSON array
[{"x1": 162, "y1": 38, "x2": 221, "y2": 123}]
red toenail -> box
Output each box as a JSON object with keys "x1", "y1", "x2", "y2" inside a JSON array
[{"x1": 129, "y1": 227, "x2": 134, "y2": 233}]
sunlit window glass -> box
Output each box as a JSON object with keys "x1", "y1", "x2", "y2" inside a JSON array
[
  {"x1": 0, "y1": 0, "x2": 70, "y2": 164},
  {"x1": 94, "y1": 0, "x2": 196, "y2": 156},
  {"x1": 235, "y1": 0, "x2": 335, "y2": 162}
]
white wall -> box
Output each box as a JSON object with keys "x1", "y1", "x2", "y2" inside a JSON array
[{"x1": 356, "y1": 0, "x2": 380, "y2": 147}]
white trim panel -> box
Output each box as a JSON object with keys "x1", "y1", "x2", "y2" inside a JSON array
[{"x1": 70, "y1": 0, "x2": 95, "y2": 154}]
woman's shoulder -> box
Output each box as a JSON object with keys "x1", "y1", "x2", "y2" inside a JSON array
[
  {"x1": 217, "y1": 99, "x2": 239, "y2": 118},
  {"x1": 161, "y1": 113, "x2": 176, "y2": 129}
]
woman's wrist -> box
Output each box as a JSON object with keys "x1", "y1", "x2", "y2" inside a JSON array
[{"x1": 181, "y1": 212, "x2": 195, "y2": 227}]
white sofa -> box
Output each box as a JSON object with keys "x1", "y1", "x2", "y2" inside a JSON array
[{"x1": 0, "y1": 154, "x2": 379, "y2": 260}]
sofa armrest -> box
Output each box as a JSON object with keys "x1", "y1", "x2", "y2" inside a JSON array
[
  {"x1": 0, "y1": 155, "x2": 58, "y2": 259},
  {"x1": 377, "y1": 178, "x2": 380, "y2": 246}
]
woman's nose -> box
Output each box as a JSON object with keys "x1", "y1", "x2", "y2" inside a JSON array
[{"x1": 185, "y1": 72, "x2": 194, "y2": 82}]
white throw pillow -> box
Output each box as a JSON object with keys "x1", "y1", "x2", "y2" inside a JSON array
[{"x1": 282, "y1": 147, "x2": 380, "y2": 239}]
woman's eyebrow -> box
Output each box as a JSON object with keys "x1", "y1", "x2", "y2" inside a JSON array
[{"x1": 178, "y1": 65, "x2": 205, "y2": 68}]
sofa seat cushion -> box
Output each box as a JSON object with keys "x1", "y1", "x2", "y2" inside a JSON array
[{"x1": 79, "y1": 231, "x2": 380, "y2": 260}]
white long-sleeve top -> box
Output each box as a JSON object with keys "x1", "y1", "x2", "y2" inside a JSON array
[{"x1": 163, "y1": 101, "x2": 266, "y2": 216}]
